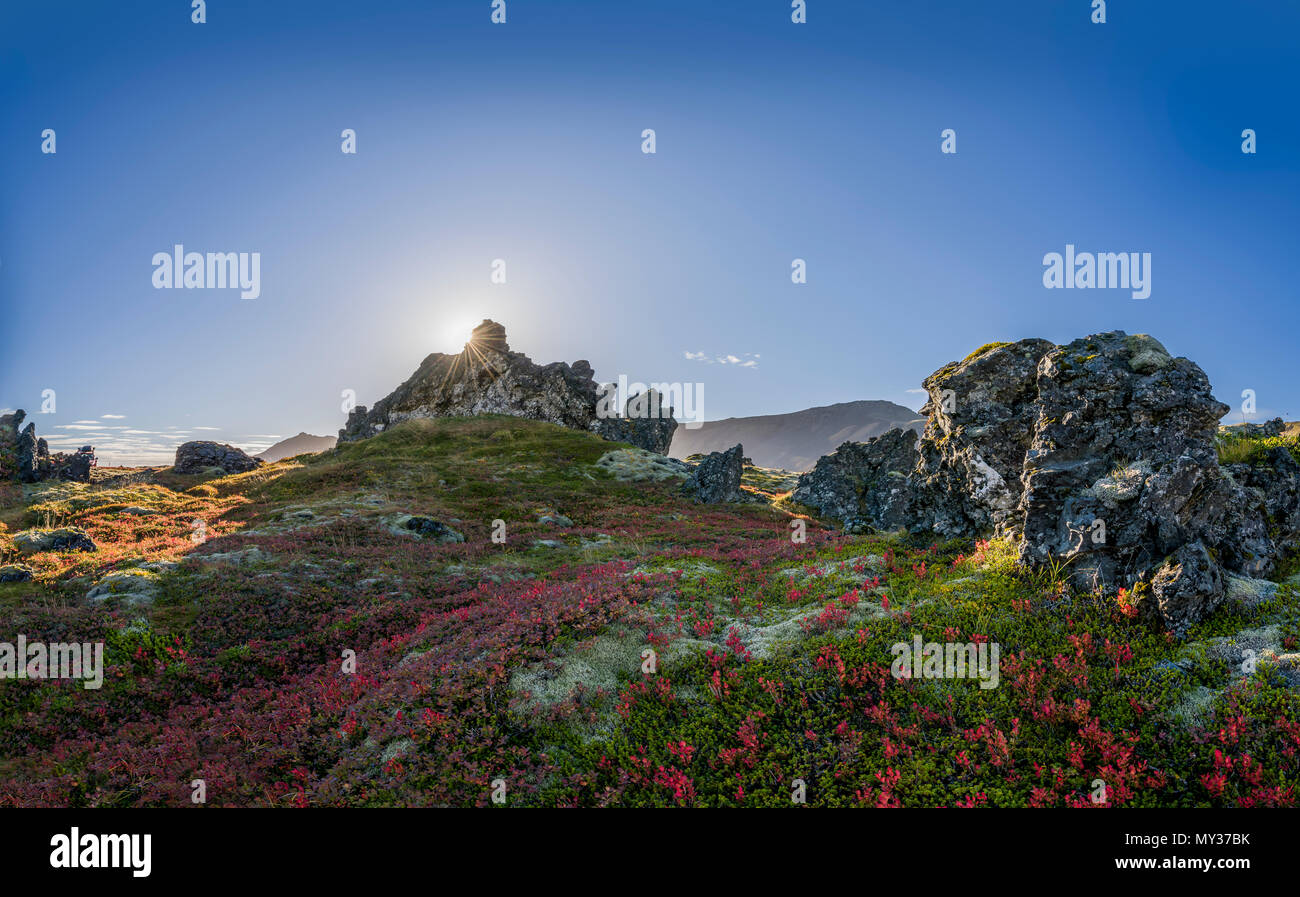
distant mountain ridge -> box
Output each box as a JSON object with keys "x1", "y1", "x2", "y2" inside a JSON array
[
  {"x1": 669, "y1": 400, "x2": 924, "y2": 471},
  {"x1": 256, "y1": 432, "x2": 337, "y2": 463}
]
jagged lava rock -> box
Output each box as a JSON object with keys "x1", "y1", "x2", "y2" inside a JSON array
[
  {"x1": 173, "y1": 441, "x2": 264, "y2": 475},
  {"x1": 793, "y1": 330, "x2": 1300, "y2": 637},
  {"x1": 1221, "y1": 443, "x2": 1300, "y2": 567},
  {"x1": 591, "y1": 388, "x2": 678, "y2": 454},
  {"x1": 0, "y1": 410, "x2": 95, "y2": 483},
  {"x1": 1015, "y1": 333, "x2": 1274, "y2": 634},
  {"x1": 911, "y1": 339, "x2": 1055, "y2": 537},
  {"x1": 791, "y1": 428, "x2": 918, "y2": 529},
  {"x1": 681, "y1": 444, "x2": 745, "y2": 504}
]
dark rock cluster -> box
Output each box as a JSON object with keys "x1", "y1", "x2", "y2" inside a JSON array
[
  {"x1": 793, "y1": 331, "x2": 1300, "y2": 637},
  {"x1": 0, "y1": 410, "x2": 95, "y2": 483},
  {"x1": 1224, "y1": 417, "x2": 1285, "y2": 438},
  {"x1": 339, "y1": 320, "x2": 677, "y2": 454},
  {"x1": 173, "y1": 441, "x2": 264, "y2": 475},
  {"x1": 1221, "y1": 443, "x2": 1300, "y2": 569}
]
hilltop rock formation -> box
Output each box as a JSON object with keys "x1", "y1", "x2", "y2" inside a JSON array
[
  {"x1": 173, "y1": 441, "x2": 264, "y2": 475},
  {"x1": 794, "y1": 331, "x2": 1300, "y2": 636},
  {"x1": 681, "y1": 444, "x2": 745, "y2": 504},
  {"x1": 0, "y1": 410, "x2": 95, "y2": 483},
  {"x1": 339, "y1": 320, "x2": 676, "y2": 453}
]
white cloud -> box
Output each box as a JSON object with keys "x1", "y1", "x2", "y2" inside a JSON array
[
  {"x1": 101, "y1": 414, "x2": 126, "y2": 419},
  {"x1": 684, "y1": 350, "x2": 761, "y2": 369},
  {"x1": 192, "y1": 426, "x2": 221, "y2": 431},
  {"x1": 905, "y1": 388, "x2": 928, "y2": 395}
]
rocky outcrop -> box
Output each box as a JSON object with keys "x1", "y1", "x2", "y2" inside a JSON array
[
  {"x1": 1015, "y1": 334, "x2": 1263, "y2": 629},
  {"x1": 173, "y1": 441, "x2": 264, "y2": 475},
  {"x1": 339, "y1": 320, "x2": 676, "y2": 454},
  {"x1": 0, "y1": 410, "x2": 95, "y2": 483},
  {"x1": 15, "y1": 416, "x2": 39, "y2": 481},
  {"x1": 1, "y1": 410, "x2": 95, "y2": 480},
  {"x1": 681, "y1": 444, "x2": 745, "y2": 504},
  {"x1": 795, "y1": 331, "x2": 1300, "y2": 637},
  {"x1": 1223, "y1": 443, "x2": 1300, "y2": 565},
  {"x1": 791, "y1": 428, "x2": 918, "y2": 529}
]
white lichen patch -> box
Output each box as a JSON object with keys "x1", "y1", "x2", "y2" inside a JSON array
[
  {"x1": 593, "y1": 449, "x2": 690, "y2": 482},
  {"x1": 1125, "y1": 333, "x2": 1173, "y2": 374},
  {"x1": 86, "y1": 568, "x2": 161, "y2": 607},
  {"x1": 967, "y1": 454, "x2": 1014, "y2": 510},
  {"x1": 194, "y1": 546, "x2": 271, "y2": 565},
  {"x1": 778, "y1": 554, "x2": 884, "y2": 584},
  {"x1": 1225, "y1": 574, "x2": 1278, "y2": 611},
  {"x1": 1082, "y1": 459, "x2": 1152, "y2": 505}
]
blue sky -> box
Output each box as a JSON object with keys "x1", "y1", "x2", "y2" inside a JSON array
[{"x1": 2, "y1": 1, "x2": 1296, "y2": 464}]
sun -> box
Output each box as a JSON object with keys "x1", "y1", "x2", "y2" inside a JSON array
[{"x1": 438, "y1": 316, "x2": 482, "y2": 353}]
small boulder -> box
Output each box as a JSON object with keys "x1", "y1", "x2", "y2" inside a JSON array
[
  {"x1": 173, "y1": 441, "x2": 264, "y2": 475},
  {"x1": 1139, "y1": 542, "x2": 1225, "y2": 638},
  {"x1": 0, "y1": 564, "x2": 35, "y2": 583},
  {"x1": 405, "y1": 517, "x2": 465, "y2": 543},
  {"x1": 12, "y1": 527, "x2": 97, "y2": 554}
]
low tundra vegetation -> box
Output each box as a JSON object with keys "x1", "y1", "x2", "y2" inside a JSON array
[{"x1": 0, "y1": 417, "x2": 1296, "y2": 807}]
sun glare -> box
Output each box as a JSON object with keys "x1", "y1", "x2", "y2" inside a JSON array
[{"x1": 438, "y1": 316, "x2": 481, "y2": 353}]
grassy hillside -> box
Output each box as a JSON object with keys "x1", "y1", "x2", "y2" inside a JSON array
[{"x1": 1, "y1": 416, "x2": 1298, "y2": 807}]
